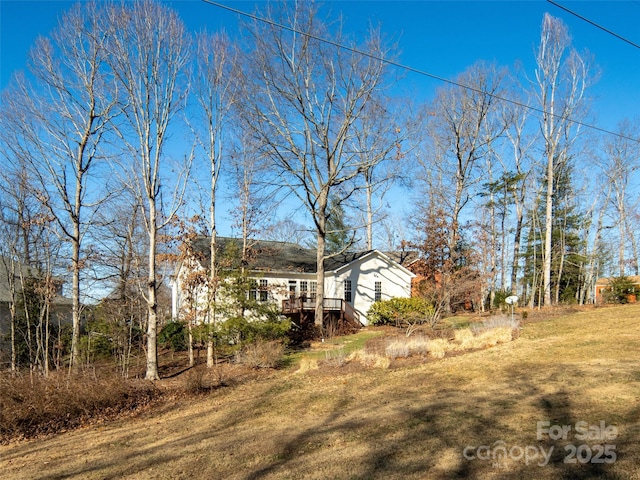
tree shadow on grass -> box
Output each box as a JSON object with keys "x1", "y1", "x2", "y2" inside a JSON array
[{"x1": 2, "y1": 357, "x2": 636, "y2": 480}]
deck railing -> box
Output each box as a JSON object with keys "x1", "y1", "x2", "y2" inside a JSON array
[{"x1": 282, "y1": 296, "x2": 361, "y2": 325}]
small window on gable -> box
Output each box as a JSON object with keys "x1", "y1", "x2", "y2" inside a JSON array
[{"x1": 375, "y1": 281, "x2": 382, "y2": 302}]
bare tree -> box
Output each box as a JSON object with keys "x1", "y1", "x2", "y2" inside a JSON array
[
  {"x1": 434, "y1": 62, "x2": 505, "y2": 263},
  {"x1": 0, "y1": 169, "x2": 33, "y2": 373},
  {"x1": 107, "y1": 0, "x2": 191, "y2": 380},
  {"x1": 92, "y1": 192, "x2": 149, "y2": 377},
  {"x1": 351, "y1": 96, "x2": 412, "y2": 250},
  {"x1": 533, "y1": 13, "x2": 593, "y2": 306},
  {"x1": 418, "y1": 62, "x2": 505, "y2": 310},
  {"x1": 500, "y1": 94, "x2": 538, "y2": 293},
  {"x1": 241, "y1": 2, "x2": 391, "y2": 327},
  {"x1": 0, "y1": 156, "x2": 61, "y2": 375},
  {"x1": 600, "y1": 119, "x2": 640, "y2": 277},
  {"x1": 1, "y1": 3, "x2": 116, "y2": 372},
  {"x1": 228, "y1": 134, "x2": 277, "y2": 261},
  {"x1": 190, "y1": 31, "x2": 240, "y2": 368}
]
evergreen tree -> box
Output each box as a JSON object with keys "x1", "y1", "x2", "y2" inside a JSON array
[{"x1": 522, "y1": 161, "x2": 586, "y2": 305}]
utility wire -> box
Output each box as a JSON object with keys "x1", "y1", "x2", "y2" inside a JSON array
[
  {"x1": 547, "y1": 0, "x2": 640, "y2": 50},
  {"x1": 202, "y1": 0, "x2": 640, "y2": 143}
]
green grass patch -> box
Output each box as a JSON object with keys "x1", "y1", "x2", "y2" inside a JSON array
[{"x1": 284, "y1": 328, "x2": 384, "y2": 367}]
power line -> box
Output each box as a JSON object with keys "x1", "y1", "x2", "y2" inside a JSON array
[
  {"x1": 202, "y1": 0, "x2": 640, "y2": 144},
  {"x1": 547, "y1": 0, "x2": 640, "y2": 50}
]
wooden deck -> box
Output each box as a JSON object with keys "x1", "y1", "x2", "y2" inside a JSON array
[{"x1": 282, "y1": 297, "x2": 362, "y2": 338}]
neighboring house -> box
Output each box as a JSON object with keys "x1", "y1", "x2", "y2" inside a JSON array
[
  {"x1": 170, "y1": 237, "x2": 416, "y2": 327},
  {"x1": 594, "y1": 276, "x2": 640, "y2": 304},
  {"x1": 0, "y1": 257, "x2": 73, "y2": 364}
]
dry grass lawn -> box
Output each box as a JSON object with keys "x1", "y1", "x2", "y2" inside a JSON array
[{"x1": 1, "y1": 304, "x2": 639, "y2": 479}]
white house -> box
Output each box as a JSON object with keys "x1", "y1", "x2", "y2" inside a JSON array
[{"x1": 170, "y1": 237, "x2": 416, "y2": 327}]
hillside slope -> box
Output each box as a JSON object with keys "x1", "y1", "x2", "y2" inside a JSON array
[{"x1": 1, "y1": 305, "x2": 639, "y2": 479}]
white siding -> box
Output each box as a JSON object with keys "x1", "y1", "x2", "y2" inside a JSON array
[
  {"x1": 329, "y1": 252, "x2": 414, "y2": 324},
  {"x1": 172, "y1": 250, "x2": 414, "y2": 326}
]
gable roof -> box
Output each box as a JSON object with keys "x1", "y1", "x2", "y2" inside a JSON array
[
  {"x1": 0, "y1": 256, "x2": 71, "y2": 306},
  {"x1": 188, "y1": 237, "x2": 414, "y2": 275},
  {"x1": 0, "y1": 256, "x2": 39, "y2": 303},
  {"x1": 331, "y1": 249, "x2": 416, "y2": 278}
]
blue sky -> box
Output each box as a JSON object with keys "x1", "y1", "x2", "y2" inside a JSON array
[
  {"x1": 2, "y1": 0, "x2": 639, "y2": 134},
  {"x1": 1, "y1": 0, "x2": 639, "y2": 242}
]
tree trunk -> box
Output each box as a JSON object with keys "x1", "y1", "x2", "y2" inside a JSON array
[
  {"x1": 625, "y1": 217, "x2": 639, "y2": 276},
  {"x1": 145, "y1": 202, "x2": 159, "y2": 381},
  {"x1": 188, "y1": 321, "x2": 194, "y2": 367},
  {"x1": 510, "y1": 212, "x2": 524, "y2": 294},
  {"x1": 315, "y1": 231, "x2": 326, "y2": 329},
  {"x1": 554, "y1": 230, "x2": 565, "y2": 304},
  {"x1": 365, "y1": 175, "x2": 373, "y2": 250},
  {"x1": 618, "y1": 203, "x2": 626, "y2": 277},
  {"x1": 543, "y1": 149, "x2": 554, "y2": 306},
  {"x1": 207, "y1": 211, "x2": 217, "y2": 368},
  {"x1": 70, "y1": 228, "x2": 81, "y2": 373}
]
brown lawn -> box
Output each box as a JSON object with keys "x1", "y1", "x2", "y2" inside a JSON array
[{"x1": 1, "y1": 304, "x2": 639, "y2": 479}]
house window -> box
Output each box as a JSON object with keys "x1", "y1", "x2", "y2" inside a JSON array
[
  {"x1": 300, "y1": 281, "x2": 308, "y2": 300},
  {"x1": 344, "y1": 280, "x2": 352, "y2": 303},
  {"x1": 249, "y1": 280, "x2": 258, "y2": 301},
  {"x1": 375, "y1": 281, "x2": 382, "y2": 302},
  {"x1": 310, "y1": 281, "x2": 317, "y2": 301},
  {"x1": 259, "y1": 279, "x2": 268, "y2": 302},
  {"x1": 288, "y1": 280, "x2": 297, "y2": 300}
]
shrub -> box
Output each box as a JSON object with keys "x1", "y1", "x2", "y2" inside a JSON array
[
  {"x1": 324, "y1": 348, "x2": 347, "y2": 367},
  {"x1": 604, "y1": 276, "x2": 637, "y2": 304},
  {"x1": 235, "y1": 340, "x2": 285, "y2": 368},
  {"x1": 491, "y1": 289, "x2": 514, "y2": 312},
  {"x1": 79, "y1": 319, "x2": 145, "y2": 366},
  {"x1": 183, "y1": 367, "x2": 210, "y2": 394},
  {"x1": 158, "y1": 321, "x2": 187, "y2": 351},
  {"x1": 367, "y1": 297, "x2": 438, "y2": 328},
  {"x1": 219, "y1": 316, "x2": 291, "y2": 346},
  {"x1": 0, "y1": 371, "x2": 159, "y2": 442}
]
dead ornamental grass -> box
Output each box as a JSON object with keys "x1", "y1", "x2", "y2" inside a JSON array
[
  {"x1": 382, "y1": 319, "x2": 517, "y2": 361},
  {"x1": 1, "y1": 304, "x2": 639, "y2": 480}
]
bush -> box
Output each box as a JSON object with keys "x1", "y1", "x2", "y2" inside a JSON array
[
  {"x1": 491, "y1": 289, "x2": 514, "y2": 311},
  {"x1": 80, "y1": 318, "x2": 144, "y2": 364},
  {"x1": 367, "y1": 297, "x2": 437, "y2": 328},
  {"x1": 219, "y1": 316, "x2": 291, "y2": 346},
  {"x1": 0, "y1": 371, "x2": 159, "y2": 442},
  {"x1": 235, "y1": 340, "x2": 285, "y2": 368},
  {"x1": 158, "y1": 321, "x2": 187, "y2": 351},
  {"x1": 604, "y1": 276, "x2": 637, "y2": 304}
]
